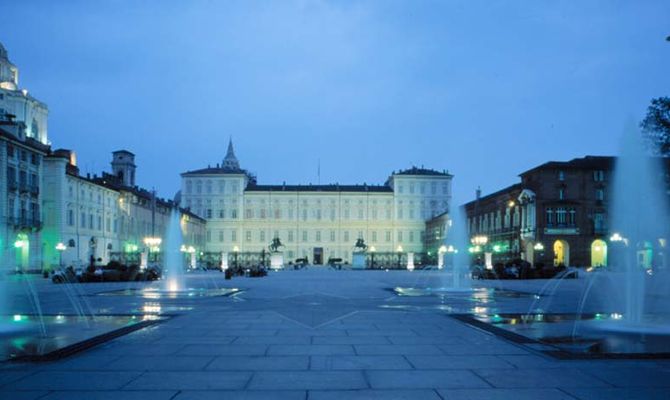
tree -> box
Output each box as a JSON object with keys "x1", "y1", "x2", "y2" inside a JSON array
[{"x1": 641, "y1": 97, "x2": 670, "y2": 156}]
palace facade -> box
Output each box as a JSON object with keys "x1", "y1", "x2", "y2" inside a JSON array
[{"x1": 181, "y1": 141, "x2": 453, "y2": 264}]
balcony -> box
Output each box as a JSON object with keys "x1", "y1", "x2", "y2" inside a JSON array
[{"x1": 544, "y1": 225, "x2": 579, "y2": 235}]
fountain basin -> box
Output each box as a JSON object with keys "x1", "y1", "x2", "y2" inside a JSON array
[
  {"x1": 392, "y1": 287, "x2": 538, "y2": 299},
  {"x1": 95, "y1": 287, "x2": 241, "y2": 299},
  {"x1": 0, "y1": 314, "x2": 166, "y2": 361},
  {"x1": 454, "y1": 312, "x2": 670, "y2": 359}
]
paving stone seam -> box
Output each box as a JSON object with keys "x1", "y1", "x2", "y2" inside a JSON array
[
  {"x1": 433, "y1": 388, "x2": 446, "y2": 400},
  {"x1": 556, "y1": 387, "x2": 583, "y2": 400},
  {"x1": 269, "y1": 310, "x2": 314, "y2": 331},
  {"x1": 361, "y1": 369, "x2": 372, "y2": 389},
  {"x1": 575, "y1": 368, "x2": 635, "y2": 388},
  {"x1": 34, "y1": 390, "x2": 51, "y2": 399},
  {"x1": 118, "y1": 370, "x2": 148, "y2": 390},
  {"x1": 466, "y1": 368, "x2": 497, "y2": 389},
  {"x1": 315, "y1": 311, "x2": 360, "y2": 329},
  {"x1": 402, "y1": 354, "x2": 417, "y2": 369},
  {"x1": 199, "y1": 355, "x2": 219, "y2": 370},
  {"x1": 492, "y1": 355, "x2": 524, "y2": 369},
  {"x1": 241, "y1": 370, "x2": 256, "y2": 390},
  {"x1": 0, "y1": 369, "x2": 39, "y2": 388}
]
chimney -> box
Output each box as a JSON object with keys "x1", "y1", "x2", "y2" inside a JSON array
[{"x1": 476, "y1": 186, "x2": 481, "y2": 200}]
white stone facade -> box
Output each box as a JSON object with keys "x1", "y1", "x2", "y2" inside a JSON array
[
  {"x1": 0, "y1": 122, "x2": 48, "y2": 271},
  {"x1": 181, "y1": 142, "x2": 452, "y2": 264},
  {"x1": 0, "y1": 42, "x2": 49, "y2": 271},
  {"x1": 42, "y1": 150, "x2": 206, "y2": 270}
]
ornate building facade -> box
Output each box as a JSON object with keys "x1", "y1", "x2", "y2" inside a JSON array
[
  {"x1": 42, "y1": 150, "x2": 206, "y2": 270},
  {"x1": 0, "y1": 43, "x2": 50, "y2": 271},
  {"x1": 181, "y1": 141, "x2": 453, "y2": 264},
  {"x1": 463, "y1": 156, "x2": 613, "y2": 268}
]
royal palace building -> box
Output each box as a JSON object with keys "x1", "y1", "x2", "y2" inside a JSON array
[{"x1": 181, "y1": 140, "x2": 453, "y2": 265}]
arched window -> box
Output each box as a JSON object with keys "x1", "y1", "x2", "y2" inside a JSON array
[{"x1": 31, "y1": 119, "x2": 39, "y2": 138}]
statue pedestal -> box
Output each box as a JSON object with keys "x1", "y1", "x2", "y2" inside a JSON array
[
  {"x1": 270, "y1": 253, "x2": 284, "y2": 270},
  {"x1": 352, "y1": 253, "x2": 366, "y2": 270},
  {"x1": 140, "y1": 252, "x2": 148, "y2": 270},
  {"x1": 220, "y1": 252, "x2": 228, "y2": 270},
  {"x1": 407, "y1": 252, "x2": 415, "y2": 271}
]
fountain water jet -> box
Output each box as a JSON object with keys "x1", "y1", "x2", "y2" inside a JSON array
[
  {"x1": 442, "y1": 206, "x2": 473, "y2": 292},
  {"x1": 589, "y1": 123, "x2": 670, "y2": 334},
  {"x1": 162, "y1": 209, "x2": 185, "y2": 292}
]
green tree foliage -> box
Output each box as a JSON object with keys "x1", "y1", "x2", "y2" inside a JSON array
[{"x1": 641, "y1": 97, "x2": 670, "y2": 156}]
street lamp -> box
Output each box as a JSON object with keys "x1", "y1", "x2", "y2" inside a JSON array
[
  {"x1": 471, "y1": 235, "x2": 488, "y2": 246},
  {"x1": 143, "y1": 237, "x2": 162, "y2": 264},
  {"x1": 55, "y1": 242, "x2": 67, "y2": 268}
]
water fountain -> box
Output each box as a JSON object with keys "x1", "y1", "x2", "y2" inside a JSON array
[
  {"x1": 457, "y1": 126, "x2": 670, "y2": 358},
  {"x1": 162, "y1": 209, "x2": 186, "y2": 292},
  {"x1": 585, "y1": 124, "x2": 670, "y2": 336},
  {"x1": 443, "y1": 206, "x2": 473, "y2": 292}
]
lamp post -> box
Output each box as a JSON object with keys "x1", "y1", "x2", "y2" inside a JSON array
[
  {"x1": 143, "y1": 237, "x2": 162, "y2": 265},
  {"x1": 471, "y1": 235, "x2": 490, "y2": 269},
  {"x1": 533, "y1": 242, "x2": 544, "y2": 265},
  {"x1": 55, "y1": 242, "x2": 67, "y2": 268},
  {"x1": 396, "y1": 245, "x2": 403, "y2": 269}
]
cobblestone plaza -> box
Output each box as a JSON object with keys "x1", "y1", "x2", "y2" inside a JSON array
[{"x1": 1, "y1": 269, "x2": 669, "y2": 399}]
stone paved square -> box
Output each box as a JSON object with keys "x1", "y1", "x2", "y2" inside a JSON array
[{"x1": 1, "y1": 269, "x2": 669, "y2": 400}]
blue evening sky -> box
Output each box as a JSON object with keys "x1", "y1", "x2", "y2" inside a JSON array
[{"x1": 1, "y1": 0, "x2": 669, "y2": 206}]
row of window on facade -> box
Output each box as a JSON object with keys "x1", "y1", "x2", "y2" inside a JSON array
[
  {"x1": 6, "y1": 144, "x2": 41, "y2": 165},
  {"x1": 557, "y1": 170, "x2": 605, "y2": 182},
  {"x1": 65, "y1": 209, "x2": 167, "y2": 237},
  {"x1": 557, "y1": 187, "x2": 605, "y2": 201},
  {"x1": 469, "y1": 208, "x2": 522, "y2": 234},
  {"x1": 6, "y1": 166, "x2": 39, "y2": 190},
  {"x1": 7, "y1": 197, "x2": 39, "y2": 222},
  {"x1": 184, "y1": 180, "x2": 240, "y2": 195},
  {"x1": 183, "y1": 180, "x2": 450, "y2": 196},
  {"x1": 205, "y1": 229, "x2": 423, "y2": 244},
  {"x1": 545, "y1": 207, "x2": 577, "y2": 227},
  {"x1": 395, "y1": 181, "x2": 450, "y2": 196},
  {"x1": 191, "y1": 203, "x2": 447, "y2": 221},
  {"x1": 68, "y1": 184, "x2": 116, "y2": 206}
]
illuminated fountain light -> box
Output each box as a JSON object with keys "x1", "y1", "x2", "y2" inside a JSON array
[{"x1": 167, "y1": 279, "x2": 180, "y2": 293}]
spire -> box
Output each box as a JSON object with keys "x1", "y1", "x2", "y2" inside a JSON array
[{"x1": 222, "y1": 137, "x2": 240, "y2": 170}]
